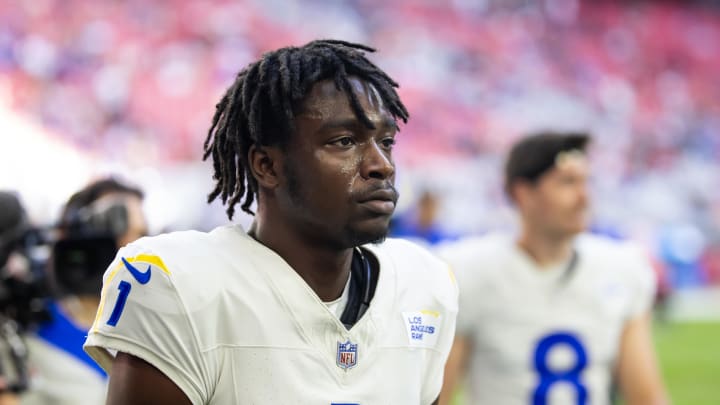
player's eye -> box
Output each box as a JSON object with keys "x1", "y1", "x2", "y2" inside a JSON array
[
  {"x1": 560, "y1": 175, "x2": 579, "y2": 185},
  {"x1": 330, "y1": 136, "x2": 355, "y2": 147},
  {"x1": 380, "y1": 137, "x2": 396, "y2": 150}
]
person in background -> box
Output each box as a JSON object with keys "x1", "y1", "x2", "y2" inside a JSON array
[
  {"x1": 392, "y1": 189, "x2": 455, "y2": 245},
  {"x1": 21, "y1": 178, "x2": 147, "y2": 405},
  {"x1": 438, "y1": 132, "x2": 668, "y2": 405},
  {"x1": 0, "y1": 191, "x2": 34, "y2": 405}
]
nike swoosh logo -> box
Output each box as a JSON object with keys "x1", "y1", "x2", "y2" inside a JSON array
[{"x1": 121, "y1": 257, "x2": 152, "y2": 284}]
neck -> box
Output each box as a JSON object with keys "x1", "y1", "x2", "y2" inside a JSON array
[
  {"x1": 59, "y1": 295, "x2": 101, "y2": 328},
  {"x1": 517, "y1": 226, "x2": 575, "y2": 268},
  {"x1": 248, "y1": 217, "x2": 352, "y2": 302}
]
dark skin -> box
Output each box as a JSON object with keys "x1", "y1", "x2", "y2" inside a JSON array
[
  {"x1": 107, "y1": 78, "x2": 444, "y2": 404},
  {"x1": 247, "y1": 76, "x2": 398, "y2": 301},
  {"x1": 107, "y1": 353, "x2": 192, "y2": 405}
]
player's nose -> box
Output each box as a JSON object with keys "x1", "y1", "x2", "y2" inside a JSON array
[{"x1": 360, "y1": 141, "x2": 394, "y2": 180}]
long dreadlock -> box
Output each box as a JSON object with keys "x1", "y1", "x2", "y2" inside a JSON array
[{"x1": 203, "y1": 39, "x2": 409, "y2": 219}]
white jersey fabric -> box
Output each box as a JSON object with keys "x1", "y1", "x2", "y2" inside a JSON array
[
  {"x1": 436, "y1": 233, "x2": 656, "y2": 405},
  {"x1": 84, "y1": 225, "x2": 458, "y2": 404},
  {"x1": 325, "y1": 273, "x2": 352, "y2": 319}
]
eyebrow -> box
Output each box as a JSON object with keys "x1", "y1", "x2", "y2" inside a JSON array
[{"x1": 318, "y1": 115, "x2": 397, "y2": 132}]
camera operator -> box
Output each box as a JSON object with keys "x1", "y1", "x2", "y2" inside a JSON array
[
  {"x1": 0, "y1": 191, "x2": 39, "y2": 405},
  {"x1": 20, "y1": 179, "x2": 147, "y2": 405}
]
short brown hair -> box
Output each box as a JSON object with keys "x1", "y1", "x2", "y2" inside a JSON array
[{"x1": 504, "y1": 131, "x2": 591, "y2": 197}]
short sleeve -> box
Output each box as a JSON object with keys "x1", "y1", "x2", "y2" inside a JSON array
[
  {"x1": 83, "y1": 243, "x2": 212, "y2": 405},
  {"x1": 623, "y1": 244, "x2": 658, "y2": 320}
]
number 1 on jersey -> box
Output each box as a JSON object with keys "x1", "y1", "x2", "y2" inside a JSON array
[{"x1": 107, "y1": 281, "x2": 132, "y2": 326}]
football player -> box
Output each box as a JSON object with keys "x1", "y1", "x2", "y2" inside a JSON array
[
  {"x1": 84, "y1": 40, "x2": 458, "y2": 404},
  {"x1": 438, "y1": 132, "x2": 668, "y2": 405}
]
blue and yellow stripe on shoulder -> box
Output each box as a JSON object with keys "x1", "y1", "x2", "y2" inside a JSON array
[{"x1": 105, "y1": 254, "x2": 171, "y2": 283}]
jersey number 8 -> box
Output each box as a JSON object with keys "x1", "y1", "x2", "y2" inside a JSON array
[{"x1": 532, "y1": 332, "x2": 588, "y2": 405}]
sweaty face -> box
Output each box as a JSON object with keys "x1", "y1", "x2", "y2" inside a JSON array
[
  {"x1": 276, "y1": 77, "x2": 399, "y2": 249},
  {"x1": 520, "y1": 153, "x2": 590, "y2": 238}
]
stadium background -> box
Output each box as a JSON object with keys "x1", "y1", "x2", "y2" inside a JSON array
[{"x1": 1, "y1": 0, "x2": 718, "y2": 403}]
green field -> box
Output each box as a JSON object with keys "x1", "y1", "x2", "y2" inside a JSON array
[
  {"x1": 451, "y1": 321, "x2": 720, "y2": 405},
  {"x1": 654, "y1": 321, "x2": 720, "y2": 405}
]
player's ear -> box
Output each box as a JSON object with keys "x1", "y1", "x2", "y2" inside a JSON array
[
  {"x1": 248, "y1": 144, "x2": 282, "y2": 189},
  {"x1": 512, "y1": 180, "x2": 532, "y2": 208}
]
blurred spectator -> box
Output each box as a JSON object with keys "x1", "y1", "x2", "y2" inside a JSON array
[
  {"x1": 20, "y1": 178, "x2": 147, "y2": 405},
  {"x1": 0, "y1": 192, "x2": 33, "y2": 405},
  {"x1": 391, "y1": 189, "x2": 457, "y2": 245}
]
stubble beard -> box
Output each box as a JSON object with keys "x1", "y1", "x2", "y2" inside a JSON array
[{"x1": 285, "y1": 164, "x2": 389, "y2": 249}]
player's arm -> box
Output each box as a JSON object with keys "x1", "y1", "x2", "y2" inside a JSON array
[
  {"x1": 85, "y1": 247, "x2": 212, "y2": 405},
  {"x1": 438, "y1": 335, "x2": 471, "y2": 405},
  {"x1": 106, "y1": 352, "x2": 192, "y2": 405},
  {"x1": 615, "y1": 312, "x2": 669, "y2": 405}
]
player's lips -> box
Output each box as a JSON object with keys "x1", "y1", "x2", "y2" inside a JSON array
[{"x1": 356, "y1": 188, "x2": 398, "y2": 215}]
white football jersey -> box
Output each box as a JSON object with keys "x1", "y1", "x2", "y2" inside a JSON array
[
  {"x1": 436, "y1": 233, "x2": 656, "y2": 405},
  {"x1": 84, "y1": 225, "x2": 458, "y2": 405}
]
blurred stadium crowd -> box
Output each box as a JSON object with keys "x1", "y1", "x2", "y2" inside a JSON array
[{"x1": 1, "y1": 0, "x2": 719, "y2": 291}]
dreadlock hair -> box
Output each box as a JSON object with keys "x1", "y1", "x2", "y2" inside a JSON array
[{"x1": 203, "y1": 39, "x2": 409, "y2": 220}]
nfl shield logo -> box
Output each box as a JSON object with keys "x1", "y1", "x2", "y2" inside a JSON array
[{"x1": 336, "y1": 340, "x2": 358, "y2": 369}]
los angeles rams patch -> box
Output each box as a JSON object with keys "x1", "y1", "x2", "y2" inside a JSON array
[{"x1": 402, "y1": 310, "x2": 441, "y2": 348}]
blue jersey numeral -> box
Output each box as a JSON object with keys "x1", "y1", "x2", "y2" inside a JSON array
[
  {"x1": 106, "y1": 280, "x2": 132, "y2": 327},
  {"x1": 532, "y1": 332, "x2": 588, "y2": 405}
]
